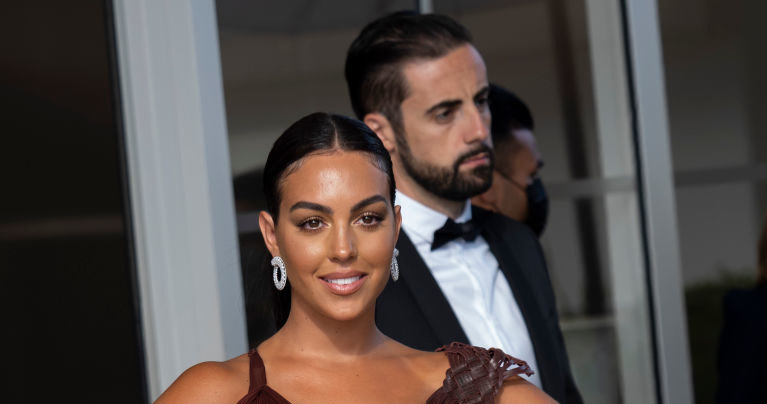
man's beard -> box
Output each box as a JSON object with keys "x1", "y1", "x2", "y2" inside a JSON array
[{"x1": 396, "y1": 134, "x2": 494, "y2": 201}]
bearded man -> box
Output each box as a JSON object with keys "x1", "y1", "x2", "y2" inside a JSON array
[{"x1": 345, "y1": 11, "x2": 583, "y2": 404}]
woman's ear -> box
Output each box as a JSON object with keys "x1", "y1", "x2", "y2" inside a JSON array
[
  {"x1": 364, "y1": 112, "x2": 397, "y2": 153},
  {"x1": 393, "y1": 204, "x2": 402, "y2": 244},
  {"x1": 259, "y1": 210, "x2": 280, "y2": 257}
]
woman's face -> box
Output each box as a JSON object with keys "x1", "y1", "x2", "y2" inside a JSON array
[{"x1": 260, "y1": 150, "x2": 401, "y2": 322}]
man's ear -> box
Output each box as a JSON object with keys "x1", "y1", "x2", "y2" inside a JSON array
[
  {"x1": 364, "y1": 112, "x2": 397, "y2": 153},
  {"x1": 259, "y1": 210, "x2": 281, "y2": 258}
]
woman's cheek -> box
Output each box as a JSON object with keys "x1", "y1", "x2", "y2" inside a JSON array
[
  {"x1": 359, "y1": 231, "x2": 395, "y2": 267},
  {"x1": 287, "y1": 236, "x2": 326, "y2": 270}
]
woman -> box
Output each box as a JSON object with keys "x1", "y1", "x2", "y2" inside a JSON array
[{"x1": 157, "y1": 113, "x2": 554, "y2": 404}]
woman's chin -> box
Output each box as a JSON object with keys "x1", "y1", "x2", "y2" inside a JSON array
[
  {"x1": 320, "y1": 301, "x2": 373, "y2": 323},
  {"x1": 312, "y1": 278, "x2": 387, "y2": 322}
]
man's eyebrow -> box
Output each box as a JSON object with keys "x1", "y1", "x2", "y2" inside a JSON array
[
  {"x1": 425, "y1": 99, "x2": 462, "y2": 116},
  {"x1": 289, "y1": 201, "x2": 332, "y2": 214},
  {"x1": 351, "y1": 195, "x2": 388, "y2": 212},
  {"x1": 474, "y1": 86, "x2": 490, "y2": 100}
]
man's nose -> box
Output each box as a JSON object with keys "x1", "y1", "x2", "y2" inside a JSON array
[{"x1": 463, "y1": 106, "x2": 490, "y2": 144}]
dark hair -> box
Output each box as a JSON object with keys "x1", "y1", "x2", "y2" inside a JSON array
[
  {"x1": 261, "y1": 112, "x2": 396, "y2": 328},
  {"x1": 345, "y1": 11, "x2": 472, "y2": 133},
  {"x1": 489, "y1": 83, "x2": 535, "y2": 146}
]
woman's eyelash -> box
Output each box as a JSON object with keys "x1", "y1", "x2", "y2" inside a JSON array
[
  {"x1": 358, "y1": 212, "x2": 384, "y2": 226},
  {"x1": 296, "y1": 212, "x2": 385, "y2": 231},
  {"x1": 298, "y1": 217, "x2": 324, "y2": 231}
]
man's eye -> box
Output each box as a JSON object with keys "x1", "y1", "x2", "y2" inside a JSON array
[
  {"x1": 435, "y1": 109, "x2": 453, "y2": 122},
  {"x1": 476, "y1": 97, "x2": 489, "y2": 109}
]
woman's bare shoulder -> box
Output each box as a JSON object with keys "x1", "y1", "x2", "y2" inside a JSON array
[
  {"x1": 386, "y1": 339, "x2": 449, "y2": 370},
  {"x1": 497, "y1": 376, "x2": 558, "y2": 404},
  {"x1": 379, "y1": 339, "x2": 449, "y2": 388},
  {"x1": 154, "y1": 353, "x2": 250, "y2": 404}
]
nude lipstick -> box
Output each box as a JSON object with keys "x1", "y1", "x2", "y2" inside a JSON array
[{"x1": 319, "y1": 271, "x2": 367, "y2": 295}]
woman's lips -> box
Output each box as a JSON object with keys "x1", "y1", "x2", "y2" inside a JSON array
[{"x1": 319, "y1": 273, "x2": 367, "y2": 295}]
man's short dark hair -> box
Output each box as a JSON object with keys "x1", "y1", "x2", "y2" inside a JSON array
[
  {"x1": 489, "y1": 83, "x2": 535, "y2": 146},
  {"x1": 345, "y1": 11, "x2": 472, "y2": 134}
]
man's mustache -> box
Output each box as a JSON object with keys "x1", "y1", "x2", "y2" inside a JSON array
[{"x1": 454, "y1": 144, "x2": 495, "y2": 168}]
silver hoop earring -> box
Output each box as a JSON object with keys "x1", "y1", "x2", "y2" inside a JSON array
[
  {"x1": 390, "y1": 248, "x2": 399, "y2": 282},
  {"x1": 271, "y1": 256, "x2": 287, "y2": 290}
]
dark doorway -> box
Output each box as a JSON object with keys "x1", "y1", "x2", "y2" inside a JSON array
[{"x1": 1, "y1": 2, "x2": 147, "y2": 402}]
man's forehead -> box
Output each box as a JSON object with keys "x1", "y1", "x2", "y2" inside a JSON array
[{"x1": 400, "y1": 44, "x2": 488, "y2": 102}]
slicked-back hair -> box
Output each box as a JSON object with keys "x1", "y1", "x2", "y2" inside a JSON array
[
  {"x1": 345, "y1": 11, "x2": 472, "y2": 134},
  {"x1": 260, "y1": 112, "x2": 396, "y2": 329},
  {"x1": 263, "y1": 112, "x2": 395, "y2": 223},
  {"x1": 489, "y1": 83, "x2": 535, "y2": 147}
]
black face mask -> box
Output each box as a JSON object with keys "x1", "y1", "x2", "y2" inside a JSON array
[{"x1": 524, "y1": 177, "x2": 549, "y2": 238}]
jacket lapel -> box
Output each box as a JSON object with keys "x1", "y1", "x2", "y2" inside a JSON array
[
  {"x1": 481, "y1": 217, "x2": 559, "y2": 394},
  {"x1": 396, "y1": 232, "x2": 469, "y2": 345}
]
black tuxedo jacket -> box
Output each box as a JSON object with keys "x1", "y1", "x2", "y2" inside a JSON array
[{"x1": 376, "y1": 207, "x2": 583, "y2": 404}]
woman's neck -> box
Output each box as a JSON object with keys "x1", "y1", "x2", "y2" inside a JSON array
[{"x1": 270, "y1": 299, "x2": 387, "y2": 360}]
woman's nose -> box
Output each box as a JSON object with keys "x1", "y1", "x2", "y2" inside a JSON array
[{"x1": 330, "y1": 225, "x2": 357, "y2": 262}]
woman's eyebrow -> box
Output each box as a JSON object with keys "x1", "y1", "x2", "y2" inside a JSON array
[
  {"x1": 351, "y1": 195, "x2": 387, "y2": 212},
  {"x1": 289, "y1": 201, "x2": 332, "y2": 214}
]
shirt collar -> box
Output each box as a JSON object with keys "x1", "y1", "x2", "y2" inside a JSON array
[{"x1": 395, "y1": 190, "x2": 472, "y2": 245}]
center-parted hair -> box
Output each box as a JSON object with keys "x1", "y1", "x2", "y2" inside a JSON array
[
  {"x1": 260, "y1": 112, "x2": 396, "y2": 329},
  {"x1": 345, "y1": 11, "x2": 472, "y2": 133},
  {"x1": 263, "y1": 112, "x2": 396, "y2": 222}
]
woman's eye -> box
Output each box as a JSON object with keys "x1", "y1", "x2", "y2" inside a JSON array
[
  {"x1": 357, "y1": 214, "x2": 382, "y2": 226},
  {"x1": 300, "y1": 218, "x2": 324, "y2": 231}
]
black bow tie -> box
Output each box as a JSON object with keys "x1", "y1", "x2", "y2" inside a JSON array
[{"x1": 431, "y1": 216, "x2": 483, "y2": 251}]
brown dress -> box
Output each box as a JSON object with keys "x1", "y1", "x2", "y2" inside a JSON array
[{"x1": 236, "y1": 342, "x2": 533, "y2": 404}]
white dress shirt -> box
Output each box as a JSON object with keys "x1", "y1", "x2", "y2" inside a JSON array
[{"x1": 396, "y1": 191, "x2": 542, "y2": 388}]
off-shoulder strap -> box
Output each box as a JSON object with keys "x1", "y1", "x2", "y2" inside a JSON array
[
  {"x1": 247, "y1": 349, "x2": 268, "y2": 392},
  {"x1": 236, "y1": 349, "x2": 293, "y2": 404},
  {"x1": 430, "y1": 342, "x2": 534, "y2": 404}
]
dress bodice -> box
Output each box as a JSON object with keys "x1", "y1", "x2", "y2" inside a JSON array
[{"x1": 236, "y1": 342, "x2": 533, "y2": 404}]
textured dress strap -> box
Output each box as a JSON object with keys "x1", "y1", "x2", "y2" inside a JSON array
[
  {"x1": 247, "y1": 349, "x2": 268, "y2": 392},
  {"x1": 236, "y1": 349, "x2": 293, "y2": 404},
  {"x1": 428, "y1": 342, "x2": 534, "y2": 404}
]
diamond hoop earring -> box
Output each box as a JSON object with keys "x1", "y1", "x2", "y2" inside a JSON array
[
  {"x1": 390, "y1": 248, "x2": 400, "y2": 282},
  {"x1": 271, "y1": 256, "x2": 287, "y2": 290}
]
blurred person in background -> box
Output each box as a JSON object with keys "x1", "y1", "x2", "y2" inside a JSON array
[
  {"x1": 716, "y1": 213, "x2": 767, "y2": 403},
  {"x1": 472, "y1": 84, "x2": 548, "y2": 238},
  {"x1": 345, "y1": 11, "x2": 581, "y2": 404}
]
